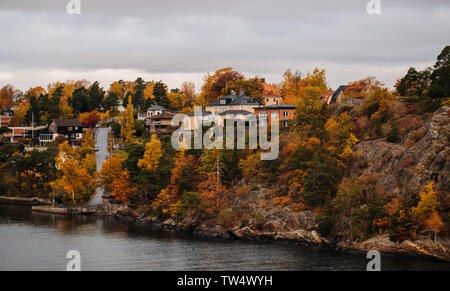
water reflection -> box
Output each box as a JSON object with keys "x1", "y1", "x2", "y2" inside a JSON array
[{"x1": 0, "y1": 205, "x2": 449, "y2": 271}]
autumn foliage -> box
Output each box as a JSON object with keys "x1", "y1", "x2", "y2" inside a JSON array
[{"x1": 111, "y1": 169, "x2": 135, "y2": 203}]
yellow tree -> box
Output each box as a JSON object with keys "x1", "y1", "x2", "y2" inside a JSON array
[
  {"x1": 239, "y1": 153, "x2": 263, "y2": 181},
  {"x1": 138, "y1": 134, "x2": 163, "y2": 172},
  {"x1": 59, "y1": 141, "x2": 79, "y2": 159},
  {"x1": 14, "y1": 100, "x2": 30, "y2": 124},
  {"x1": 167, "y1": 91, "x2": 185, "y2": 111},
  {"x1": 281, "y1": 68, "x2": 328, "y2": 105},
  {"x1": 144, "y1": 81, "x2": 155, "y2": 100},
  {"x1": 413, "y1": 182, "x2": 439, "y2": 220},
  {"x1": 413, "y1": 182, "x2": 444, "y2": 241},
  {"x1": 325, "y1": 112, "x2": 359, "y2": 162},
  {"x1": 52, "y1": 158, "x2": 96, "y2": 205},
  {"x1": 81, "y1": 153, "x2": 97, "y2": 175},
  {"x1": 47, "y1": 82, "x2": 75, "y2": 118},
  {"x1": 120, "y1": 95, "x2": 135, "y2": 144},
  {"x1": 109, "y1": 81, "x2": 124, "y2": 99},
  {"x1": 81, "y1": 130, "x2": 95, "y2": 153},
  {"x1": 425, "y1": 211, "x2": 444, "y2": 242}
]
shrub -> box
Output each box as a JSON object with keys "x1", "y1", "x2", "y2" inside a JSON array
[
  {"x1": 352, "y1": 116, "x2": 370, "y2": 138},
  {"x1": 217, "y1": 208, "x2": 237, "y2": 228},
  {"x1": 252, "y1": 212, "x2": 266, "y2": 230},
  {"x1": 396, "y1": 117, "x2": 423, "y2": 135},
  {"x1": 240, "y1": 217, "x2": 249, "y2": 227},
  {"x1": 387, "y1": 124, "x2": 400, "y2": 143}
]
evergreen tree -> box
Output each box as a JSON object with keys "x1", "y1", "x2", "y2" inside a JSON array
[
  {"x1": 26, "y1": 95, "x2": 41, "y2": 125},
  {"x1": 48, "y1": 86, "x2": 63, "y2": 120},
  {"x1": 71, "y1": 87, "x2": 89, "y2": 114},
  {"x1": 153, "y1": 81, "x2": 169, "y2": 108},
  {"x1": 133, "y1": 77, "x2": 146, "y2": 109},
  {"x1": 38, "y1": 93, "x2": 49, "y2": 113},
  {"x1": 88, "y1": 81, "x2": 105, "y2": 111},
  {"x1": 103, "y1": 92, "x2": 119, "y2": 111},
  {"x1": 429, "y1": 45, "x2": 450, "y2": 99}
]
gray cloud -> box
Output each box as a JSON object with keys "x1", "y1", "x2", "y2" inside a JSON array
[{"x1": 0, "y1": 0, "x2": 449, "y2": 90}]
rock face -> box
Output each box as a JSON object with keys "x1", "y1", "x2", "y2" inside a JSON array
[
  {"x1": 351, "y1": 106, "x2": 449, "y2": 198},
  {"x1": 112, "y1": 107, "x2": 449, "y2": 260},
  {"x1": 338, "y1": 234, "x2": 450, "y2": 261}
]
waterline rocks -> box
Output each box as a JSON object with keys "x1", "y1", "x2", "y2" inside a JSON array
[{"x1": 337, "y1": 234, "x2": 450, "y2": 261}]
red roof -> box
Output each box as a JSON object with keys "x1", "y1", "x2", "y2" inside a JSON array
[
  {"x1": 262, "y1": 83, "x2": 281, "y2": 97},
  {"x1": 320, "y1": 90, "x2": 334, "y2": 103}
]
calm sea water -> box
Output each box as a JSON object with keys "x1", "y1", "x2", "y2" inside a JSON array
[{"x1": 0, "y1": 205, "x2": 448, "y2": 271}]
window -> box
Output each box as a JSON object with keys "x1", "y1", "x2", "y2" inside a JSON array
[
  {"x1": 283, "y1": 111, "x2": 289, "y2": 117},
  {"x1": 68, "y1": 127, "x2": 73, "y2": 131},
  {"x1": 283, "y1": 120, "x2": 289, "y2": 127},
  {"x1": 266, "y1": 98, "x2": 269, "y2": 102},
  {"x1": 259, "y1": 112, "x2": 267, "y2": 126},
  {"x1": 220, "y1": 99, "x2": 226, "y2": 105}
]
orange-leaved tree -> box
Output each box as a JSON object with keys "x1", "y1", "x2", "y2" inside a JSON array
[
  {"x1": 198, "y1": 173, "x2": 231, "y2": 217},
  {"x1": 111, "y1": 169, "x2": 135, "y2": 203},
  {"x1": 99, "y1": 154, "x2": 125, "y2": 193}
]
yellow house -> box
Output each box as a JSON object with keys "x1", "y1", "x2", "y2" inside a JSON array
[{"x1": 205, "y1": 93, "x2": 261, "y2": 114}]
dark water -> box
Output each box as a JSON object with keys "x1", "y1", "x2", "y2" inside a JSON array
[{"x1": 0, "y1": 205, "x2": 449, "y2": 271}]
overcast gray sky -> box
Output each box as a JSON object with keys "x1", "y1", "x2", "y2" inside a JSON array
[{"x1": 0, "y1": 0, "x2": 449, "y2": 91}]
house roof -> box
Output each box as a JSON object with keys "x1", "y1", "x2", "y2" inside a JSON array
[
  {"x1": 218, "y1": 110, "x2": 253, "y2": 116},
  {"x1": 187, "y1": 111, "x2": 212, "y2": 117},
  {"x1": 147, "y1": 112, "x2": 175, "y2": 120},
  {"x1": 206, "y1": 94, "x2": 260, "y2": 107},
  {"x1": 147, "y1": 104, "x2": 168, "y2": 111},
  {"x1": 52, "y1": 119, "x2": 83, "y2": 127},
  {"x1": 255, "y1": 104, "x2": 296, "y2": 110},
  {"x1": 320, "y1": 90, "x2": 334, "y2": 103},
  {"x1": 329, "y1": 85, "x2": 346, "y2": 104},
  {"x1": 262, "y1": 83, "x2": 281, "y2": 97}
]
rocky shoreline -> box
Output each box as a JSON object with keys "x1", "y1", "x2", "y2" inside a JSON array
[
  {"x1": 1, "y1": 197, "x2": 448, "y2": 262},
  {"x1": 113, "y1": 205, "x2": 450, "y2": 262}
]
